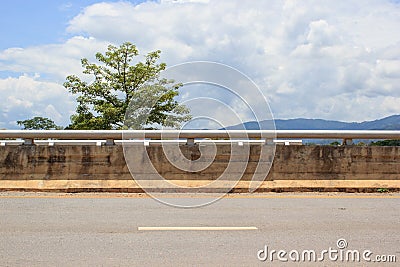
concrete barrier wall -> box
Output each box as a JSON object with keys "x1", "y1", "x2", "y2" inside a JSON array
[{"x1": 0, "y1": 144, "x2": 399, "y2": 192}]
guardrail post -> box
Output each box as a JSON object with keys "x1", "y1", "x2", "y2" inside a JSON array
[
  {"x1": 186, "y1": 138, "x2": 195, "y2": 146},
  {"x1": 342, "y1": 138, "x2": 353, "y2": 145},
  {"x1": 105, "y1": 138, "x2": 115, "y2": 146},
  {"x1": 23, "y1": 138, "x2": 34, "y2": 145},
  {"x1": 265, "y1": 139, "x2": 274, "y2": 145}
]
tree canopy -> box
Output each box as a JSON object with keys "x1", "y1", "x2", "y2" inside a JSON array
[
  {"x1": 64, "y1": 42, "x2": 190, "y2": 129},
  {"x1": 370, "y1": 140, "x2": 400, "y2": 146},
  {"x1": 17, "y1": 116, "x2": 62, "y2": 130}
]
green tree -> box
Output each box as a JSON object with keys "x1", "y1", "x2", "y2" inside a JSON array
[
  {"x1": 17, "y1": 117, "x2": 62, "y2": 130},
  {"x1": 64, "y1": 42, "x2": 190, "y2": 130},
  {"x1": 329, "y1": 141, "x2": 341, "y2": 146},
  {"x1": 370, "y1": 140, "x2": 400, "y2": 146}
]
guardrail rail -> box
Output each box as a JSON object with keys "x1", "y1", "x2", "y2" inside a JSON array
[{"x1": 0, "y1": 130, "x2": 399, "y2": 146}]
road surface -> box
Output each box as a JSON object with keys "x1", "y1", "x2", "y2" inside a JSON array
[{"x1": 0, "y1": 192, "x2": 399, "y2": 266}]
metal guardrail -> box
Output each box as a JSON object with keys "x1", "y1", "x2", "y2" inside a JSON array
[
  {"x1": 0, "y1": 130, "x2": 399, "y2": 146},
  {"x1": 0, "y1": 129, "x2": 399, "y2": 139}
]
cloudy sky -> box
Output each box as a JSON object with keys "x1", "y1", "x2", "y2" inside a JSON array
[{"x1": 0, "y1": 0, "x2": 399, "y2": 129}]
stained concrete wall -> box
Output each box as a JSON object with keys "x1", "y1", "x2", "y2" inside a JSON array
[{"x1": 0, "y1": 144, "x2": 399, "y2": 192}]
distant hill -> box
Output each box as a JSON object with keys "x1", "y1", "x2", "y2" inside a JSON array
[{"x1": 225, "y1": 115, "x2": 400, "y2": 130}]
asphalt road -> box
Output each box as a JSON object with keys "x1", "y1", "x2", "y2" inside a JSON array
[{"x1": 0, "y1": 193, "x2": 399, "y2": 266}]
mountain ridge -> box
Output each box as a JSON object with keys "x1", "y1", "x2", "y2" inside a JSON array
[{"x1": 225, "y1": 115, "x2": 400, "y2": 130}]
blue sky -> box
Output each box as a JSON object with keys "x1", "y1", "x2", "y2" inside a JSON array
[
  {"x1": 0, "y1": 0, "x2": 400, "y2": 129},
  {"x1": 0, "y1": 1, "x2": 93, "y2": 49},
  {"x1": 0, "y1": 0, "x2": 147, "y2": 49}
]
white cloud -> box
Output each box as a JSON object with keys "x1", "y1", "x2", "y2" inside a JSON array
[
  {"x1": 0, "y1": 0, "x2": 400, "y2": 127},
  {"x1": 375, "y1": 59, "x2": 400, "y2": 79},
  {"x1": 0, "y1": 36, "x2": 109, "y2": 82},
  {"x1": 0, "y1": 75, "x2": 75, "y2": 128}
]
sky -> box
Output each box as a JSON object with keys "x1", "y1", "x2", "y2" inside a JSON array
[{"x1": 0, "y1": 0, "x2": 399, "y2": 129}]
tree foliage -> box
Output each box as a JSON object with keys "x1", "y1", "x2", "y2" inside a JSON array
[
  {"x1": 64, "y1": 42, "x2": 190, "y2": 129},
  {"x1": 17, "y1": 117, "x2": 62, "y2": 130},
  {"x1": 370, "y1": 140, "x2": 400, "y2": 146}
]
